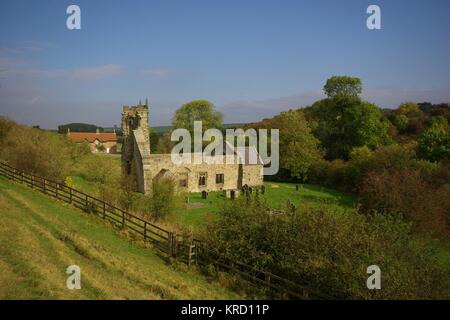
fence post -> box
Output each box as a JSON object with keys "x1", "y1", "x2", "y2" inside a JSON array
[
  {"x1": 187, "y1": 245, "x2": 192, "y2": 266},
  {"x1": 69, "y1": 188, "x2": 72, "y2": 203},
  {"x1": 188, "y1": 244, "x2": 197, "y2": 266},
  {"x1": 122, "y1": 211, "x2": 126, "y2": 228},
  {"x1": 194, "y1": 244, "x2": 198, "y2": 265},
  {"x1": 102, "y1": 202, "x2": 106, "y2": 219},
  {"x1": 55, "y1": 183, "x2": 59, "y2": 199},
  {"x1": 265, "y1": 273, "x2": 271, "y2": 285},
  {"x1": 43, "y1": 179, "x2": 46, "y2": 194},
  {"x1": 30, "y1": 175, "x2": 34, "y2": 189},
  {"x1": 167, "y1": 232, "x2": 174, "y2": 257},
  {"x1": 173, "y1": 233, "x2": 178, "y2": 258},
  {"x1": 144, "y1": 222, "x2": 147, "y2": 240},
  {"x1": 85, "y1": 194, "x2": 88, "y2": 209}
]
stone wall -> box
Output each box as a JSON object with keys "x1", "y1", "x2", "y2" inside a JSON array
[
  {"x1": 121, "y1": 103, "x2": 152, "y2": 194},
  {"x1": 121, "y1": 103, "x2": 263, "y2": 195}
]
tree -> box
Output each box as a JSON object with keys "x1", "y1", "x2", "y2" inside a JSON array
[
  {"x1": 58, "y1": 123, "x2": 101, "y2": 133},
  {"x1": 172, "y1": 100, "x2": 223, "y2": 135},
  {"x1": 397, "y1": 102, "x2": 421, "y2": 116},
  {"x1": 150, "y1": 177, "x2": 179, "y2": 220},
  {"x1": 395, "y1": 114, "x2": 409, "y2": 132},
  {"x1": 358, "y1": 168, "x2": 449, "y2": 236},
  {"x1": 417, "y1": 117, "x2": 450, "y2": 162},
  {"x1": 202, "y1": 196, "x2": 447, "y2": 299},
  {"x1": 155, "y1": 132, "x2": 174, "y2": 153},
  {"x1": 149, "y1": 128, "x2": 160, "y2": 153},
  {"x1": 323, "y1": 76, "x2": 362, "y2": 98},
  {"x1": 393, "y1": 102, "x2": 426, "y2": 135},
  {"x1": 271, "y1": 110, "x2": 323, "y2": 180},
  {"x1": 311, "y1": 96, "x2": 390, "y2": 160}
]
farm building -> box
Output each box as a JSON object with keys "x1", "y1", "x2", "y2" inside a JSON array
[{"x1": 67, "y1": 128, "x2": 118, "y2": 154}]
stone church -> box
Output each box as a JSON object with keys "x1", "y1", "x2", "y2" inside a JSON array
[{"x1": 121, "y1": 102, "x2": 263, "y2": 197}]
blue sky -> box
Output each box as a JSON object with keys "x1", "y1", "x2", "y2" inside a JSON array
[{"x1": 1, "y1": 0, "x2": 450, "y2": 128}]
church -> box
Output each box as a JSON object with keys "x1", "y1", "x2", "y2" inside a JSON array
[{"x1": 121, "y1": 102, "x2": 263, "y2": 197}]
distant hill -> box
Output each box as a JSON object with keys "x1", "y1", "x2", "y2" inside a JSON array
[
  {"x1": 150, "y1": 123, "x2": 247, "y2": 134},
  {"x1": 58, "y1": 123, "x2": 103, "y2": 134}
]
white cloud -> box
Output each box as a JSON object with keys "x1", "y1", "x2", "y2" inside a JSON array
[{"x1": 0, "y1": 56, "x2": 123, "y2": 80}]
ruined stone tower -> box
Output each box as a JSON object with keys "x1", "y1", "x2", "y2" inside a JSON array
[
  {"x1": 121, "y1": 100, "x2": 263, "y2": 197},
  {"x1": 121, "y1": 101, "x2": 152, "y2": 194}
]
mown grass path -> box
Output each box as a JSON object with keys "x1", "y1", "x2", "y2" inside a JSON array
[{"x1": 0, "y1": 176, "x2": 241, "y2": 299}]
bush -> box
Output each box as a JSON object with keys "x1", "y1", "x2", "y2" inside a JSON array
[
  {"x1": 358, "y1": 168, "x2": 449, "y2": 236},
  {"x1": 202, "y1": 197, "x2": 447, "y2": 299},
  {"x1": 417, "y1": 119, "x2": 450, "y2": 162},
  {"x1": 308, "y1": 159, "x2": 349, "y2": 191},
  {"x1": 117, "y1": 175, "x2": 138, "y2": 211},
  {"x1": 64, "y1": 176, "x2": 76, "y2": 189},
  {"x1": 0, "y1": 117, "x2": 74, "y2": 181},
  {"x1": 309, "y1": 144, "x2": 420, "y2": 192},
  {"x1": 150, "y1": 177, "x2": 179, "y2": 220}
]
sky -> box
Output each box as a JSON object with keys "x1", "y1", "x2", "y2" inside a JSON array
[{"x1": 0, "y1": 0, "x2": 450, "y2": 129}]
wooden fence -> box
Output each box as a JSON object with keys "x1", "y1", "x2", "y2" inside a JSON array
[
  {"x1": 0, "y1": 161, "x2": 327, "y2": 300},
  {"x1": 0, "y1": 162, "x2": 172, "y2": 254}
]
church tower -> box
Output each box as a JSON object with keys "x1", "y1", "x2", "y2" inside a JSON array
[{"x1": 121, "y1": 100, "x2": 152, "y2": 194}]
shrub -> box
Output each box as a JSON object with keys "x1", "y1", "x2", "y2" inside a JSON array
[
  {"x1": 150, "y1": 177, "x2": 179, "y2": 220},
  {"x1": 64, "y1": 176, "x2": 76, "y2": 189},
  {"x1": 358, "y1": 168, "x2": 449, "y2": 236},
  {"x1": 395, "y1": 115, "x2": 409, "y2": 132},
  {"x1": 417, "y1": 119, "x2": 450, "y2": 162},
  {"x1": 117, "y1": 175, "x2": 138, "y2": 211},
  {"x1": 310, "y1": 144, "x2": 420, "y2": 192},
  {"x1": 0, "y1": 119, "x2": 73, "y2": 181},
  {"x1": 202, "y1": 197, "x2": 447, "y2": 299},
  {"x1": 308, "y1": 159, "x2": 349, "y2": 191}
]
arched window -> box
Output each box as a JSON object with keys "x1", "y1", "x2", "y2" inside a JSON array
[{"x1": 198, "y1": 173, "x2": 207, "y2": 186}]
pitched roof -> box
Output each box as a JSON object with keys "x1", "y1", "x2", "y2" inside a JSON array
[
  {"x1": 68, "y1": 132, "x2": 117, "y2": 143},
  {"x1": 235, "y1": 145, "x2": 263, "y2": 165}
]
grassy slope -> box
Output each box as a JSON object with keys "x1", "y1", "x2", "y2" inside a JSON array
[{"x1": 0, "y1": 176, "x2": 241, "y2": 299}]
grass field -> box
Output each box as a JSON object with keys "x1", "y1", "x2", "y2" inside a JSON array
[
  {"x1": 169, "y1": 181, "x2": 357, "y2": 230},
  {"x1": 0, "y1": 176, "x2": 242, "y2": 299}
]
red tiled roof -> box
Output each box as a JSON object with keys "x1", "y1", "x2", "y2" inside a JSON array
[{"x1": 68, "y1": 132, "x2": 117, "y2": 143}]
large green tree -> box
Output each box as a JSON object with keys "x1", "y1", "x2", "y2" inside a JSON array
[
  {"x1": 417, "y1": 116, "x2": 450, "y2": 162},
  {"x1": 393, "y1": 102, "x2": 426, "y2": 135},
  {"x1": 272, "y1": 110, "x2": 323, "y2": 180},
  {"x1": 311, "y1": 77, "x2": 390, "y2": 160},
  {"x1": 323, "y1": 76, "x2": 362, "y2": 98},
  {"x1": 172, "y1": 100, "x2": 223, "y2": 135}
]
